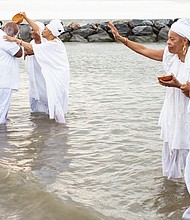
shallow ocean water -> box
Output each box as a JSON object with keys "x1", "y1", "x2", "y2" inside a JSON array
[{"x1": 0, "y1": 42, "x2": 189, "y2": 220}]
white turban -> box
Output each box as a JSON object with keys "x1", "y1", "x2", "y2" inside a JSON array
[
  {"x1": 46, "y1": 19, "x2": 64, "y2": 37},
  {"x1": 170, "y1": 18, "x2": 190, "y2": 41}
]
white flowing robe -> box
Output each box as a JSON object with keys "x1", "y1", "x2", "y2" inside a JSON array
[
  {"x1": 0, "y1": 29, "x2": 20, "y2": 124},
  {"x1": 26, "y1": 40, "x2": 48, "y2": 113},
  {"x1": 33, "y1": 39, "x2": 70, "y2": 123},
  {"x1": 159, "y1": 47, "x2": 190, "y2": 150},
  {"x1": 0, "y1": 29, "x2": 20, "y2": 90}
]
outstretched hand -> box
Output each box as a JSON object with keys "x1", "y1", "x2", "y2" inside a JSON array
[{"x1": 108, "y1": 21, "x2": 120, "y2": 39}]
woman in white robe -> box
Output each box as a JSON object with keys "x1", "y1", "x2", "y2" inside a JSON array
[
  {"x1": 4, "y1": 18, "x2": 70, "y2": 124},
  {"x1": 108, "y1": 19, "x2": 190, "y2": 219},
  {"x1": 0, "y1": 22, "x2": 22, "y2": 124}
]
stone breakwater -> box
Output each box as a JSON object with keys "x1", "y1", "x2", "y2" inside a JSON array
[{"x1": 19, "y1": 19, "x2": 176, "y2": 43}]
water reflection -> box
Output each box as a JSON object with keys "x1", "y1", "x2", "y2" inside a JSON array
[
  {"x1": 153, "y1": 177, "x2": 190, "y2": 219},
  {"x1": 0, "y1": 115, "x2": 112, "y2": 220},
  {"x1": 29, "y1": 114, "x2": 71, "y2": 184},
  {"x1": 0, "y1": 126, "x2": 9, "y2": 155},
  {"x1": 0, "y1": 113, "x2": 71, "y2": 185}
]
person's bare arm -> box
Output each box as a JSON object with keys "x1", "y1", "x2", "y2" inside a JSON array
[
  {"x1": 3, "y1": 36, "x2": 33, "y2": 54},
  {"x1": 108, "y1": 21, "x2": 164, "y2": 61},
  {"x1": 20, "y1": 12, "x2": 40, "y2": 33}
]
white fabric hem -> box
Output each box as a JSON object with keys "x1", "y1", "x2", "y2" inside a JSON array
[
  {"x1": 0, "y1": 88, "x2": 12, "y2": 124},
  {"x1": 162, "y1": 142, "x2": 189, "y2": 179}
]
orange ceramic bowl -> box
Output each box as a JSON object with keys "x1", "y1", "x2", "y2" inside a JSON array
[
  {"x1": 157, "y1": 75, "x2": 173, "y2": 81},
  {"x1": 12, "y1": 13, "x2": 23, "y2": 24}
]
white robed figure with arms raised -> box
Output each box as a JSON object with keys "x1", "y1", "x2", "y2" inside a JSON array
[{"x1": 33, "y1": 22, "x2": 70, "y2": 123}]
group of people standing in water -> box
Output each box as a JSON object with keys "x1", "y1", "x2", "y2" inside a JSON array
[
  {"x1": 1, "y1": 12, "x2": 190, "y2": 219},
  {"x1": 0, "y1": 12, "x2": 70, "y2": 125}
]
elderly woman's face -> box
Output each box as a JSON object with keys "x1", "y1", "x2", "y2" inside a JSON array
[
  {"x1": 167, "y1": 30, "x2": 185, "y2": 54},
  {"x1": 42, "y1": 26, "x2": 51, "y2": 39}
]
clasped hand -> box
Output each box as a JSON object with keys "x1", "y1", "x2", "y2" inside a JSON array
[
  {"x1": 158, "y1": 74, "x2": 181, "y2": 88},
  {"x1": 180, "y1": 82, "x2": 190, "y2": 97},
  {"x1": 158, "y1": 75, "x2": 190, "y2": 98}
]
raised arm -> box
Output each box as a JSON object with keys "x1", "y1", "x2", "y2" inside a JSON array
[
  {"x1": 108, "y1": 21, "x2": 164, "y2": 61},
  {"x1": 20, "y1": 12, "x2": 40, "y2": 33}
]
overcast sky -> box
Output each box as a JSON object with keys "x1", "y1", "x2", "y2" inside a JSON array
[{"x1": 1, "y1": 0, "x2": 190, "y2": 20}]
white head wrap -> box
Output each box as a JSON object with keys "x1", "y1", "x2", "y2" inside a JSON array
[
  {"x1": 170, "y1": 18, "x2": 190, "y2": 41},
  {"x1": 46, "y1": 19, "x2": 64, "y2": 37}
]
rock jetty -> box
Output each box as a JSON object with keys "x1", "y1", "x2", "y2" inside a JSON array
[{"x1": 18, "y1": 19, "x2": 176, "y2": 43}]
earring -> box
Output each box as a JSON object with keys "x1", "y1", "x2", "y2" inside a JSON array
[{"x1": 183, "y1": 45, "x2": 187, "y2": 55}]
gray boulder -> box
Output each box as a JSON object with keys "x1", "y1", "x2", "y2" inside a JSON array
[
  {"x1": 68, "y1": 22, "x2": 80, "y2": 30},
  {"x1": 112, "y1": 20, "x2": 131, "y2": 37},
  {"x1": 132, "y1": 26, "x2": 153, "y2": 36},
  {"x1": 59, "y1": 32, "x2": 72, "y2": 42},
  {"x1": 129, "y1": 34, "x2": 157, "y2": 43},
  {"x1": 72, "y1": 28, "x2": 97, "y2": 39},
  {"x1": 88, "y1": 29, "x2": 114, "y2": 42},
  {"x1": 158, "y1": 26, "x2": 170, "y2": 41},
  {"x1": 128, "y1": 19, "x2": 153, "y2": 28},
  {"x1": 153, "y1": 19, "x2": 173, "y2": 27},
  {"x1": 70, "y1": 34, "x2": 88, "y2": 42}
]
